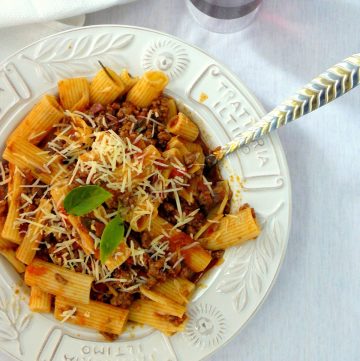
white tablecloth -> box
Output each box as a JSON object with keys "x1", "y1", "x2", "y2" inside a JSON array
[{"x1": 1, "y1": 0, "x2": 360, "y2": 360}]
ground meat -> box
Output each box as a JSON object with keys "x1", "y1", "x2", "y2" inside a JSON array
[
  {"x1": 119, "y1": 119, "x2": 135, "y2": 139},
  {"x1": 43, "y1": 234, "x2": 58, "y2": 245},
  {"x1": 105, "y1": 113, "x2": 118, "y2": 123},
  {"x1": 197, "y1": 181, "x2": 214, "y2": 212},
  {"x1": 116, "y1": 101, "x2": 137, "y2": 118},
  {"x1": 91, "y1": 283, "x2": 112, "y2": 303},
  {"x1": 93, "y1": 283, "x2": 108, "y2": 294},
  {"x1": 46, "y1": 244, "x2": 82, "y2": 271},
  {"x1": 111, "y1": 273, "x2": 138, "y2": 294},
  {"x1": 19, "y1": 223, "x2": 29, "y2": 236},
  {"x1": 160, "y1": 197, "x2": 206, "y2": 234},
  {"x1": 0, "y1": 183, "x2": 7, "y2": 201},
  {"x1": 0, "y1": 176, "x2": 7, "y2": 216},
  {"x1": 138, "y1": 115, "x2": 169, "y2": 148},
  {"x1": 212, "y1": 182, "x2": 226, "y2": 205},
  {"x1": 0, "y1": 200, "x2": 7, "y2": 217},
  {"x1": 110, "y1": 291, "x2": 134, "y2": 308},
  {"x1": 185, "y1": 210, "x2": 206, "y2": 234},
  {"x1": 161, "y1": 200, "x2": 177, "y2": 224},
  {"x1": 36, "y1": 242, "x2": 52, "y2": 262},
  {"x1": 100, "y1": 332, "x2": 118, "y2": 341},
  {"x1": 72, "y1": 241, "x2": 82, "y2": 251},
  {"x1": 106, "y1": 189, "x2": 133, "y2": 209},
  {"x1": 109, "y1": 102, "x2": 121, "y2": 111},
  {"x1": 179, "y1": 265, "x2": 194, "y2": 279},
  {"x1": 93, "y1": 221, "x2": 105, "y2": 237},
  {"x1": 166, "y1": 255, "x2": 182, "y2": 278},
  {"x1": 140, "y1": 231, "x2": 152, "y2": 248},
  {"x1": 32, "y1": 190, "x2": 46, "y2": 207},
  {"x1": 147, "y1": 258, "x2": 167, "y2": 282},
  {"x1": 157, "y1": 128, "x2": 171, "y2": 149},
  {"x1": 146, "y1": 277, "x2": 157, "y2": 288},
  {"x1": 149, "y1": 97, "x2": 169, "y2": 122},
  {"x1": 184, "y1": 225, "x2": 197, "y2": 235},
  {"x1": 128, "y1": 232, "x2": 142, "y2": 245},
  {"x1": 167, "y1": 314, "x2": 187, "y2": 326},
  {"x1": 86, "y1": 96, "x2": 171, "y2": 150},
  {"x1": 17, "y1": 175, "x2": 46, "y2": 213},
  {"x1": 136, "y1": 252, "x2": 150, "y2": 268},
  {"x1": 211, "y1": 250, "x2": 224, "y2": 260},
  {"x1": 198, "y1": 192, "x2": 213, "y2": 211},
  {"x1": 81, "y1": 217, "x2": 92, "y2": 231},
  {"x1": 89, "y1": 103, "x2": 104, "y2": 115},
  {"x1": 112, "y1": 267, "x2": 133, "y2": 281}
]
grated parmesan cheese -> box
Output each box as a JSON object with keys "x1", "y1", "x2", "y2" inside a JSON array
[
  {"x1": 202, "y1": 175, "x2": 214, "y2": 196},
  {"x1": 20, "y1": 193, "x2": 34, "y2": 204},
  {"x1": 72, "y1": 110, "x2": 96, "y2": 128},
  {"x1": 60, "y1": 307, "x2": 77, "y2": 323},
  {"x1": 172, "y1": 256, "x2": 184, "y2": 269}
]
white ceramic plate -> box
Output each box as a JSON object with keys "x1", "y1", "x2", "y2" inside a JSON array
[{"x1": 0, "y1": 25, "x2": 291, "y2": 361}]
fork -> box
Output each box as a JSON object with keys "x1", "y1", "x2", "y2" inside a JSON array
[{"x1": 205, "y1": 54, "x2": 360, "y2": 167}]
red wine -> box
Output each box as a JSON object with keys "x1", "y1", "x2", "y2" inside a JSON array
[{"x1": 189, "y1": 0, "x2": 262, "y2": 20}]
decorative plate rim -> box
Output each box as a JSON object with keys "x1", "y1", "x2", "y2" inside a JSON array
[{"x1": 0, "y1": 25, "x2": 292, "y2": 361}]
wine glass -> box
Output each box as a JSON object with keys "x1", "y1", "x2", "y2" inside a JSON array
[{"x1": 186, "y1": 0, "x2": 263, "y2": 33}]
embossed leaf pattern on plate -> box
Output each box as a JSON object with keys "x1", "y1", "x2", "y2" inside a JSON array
[
  {"x1": 216, "y1": 203, "x2": 283, "y2": 313},
  {"x1": 21, "y1": 34, "x2": 134, "y2": 82},
  {"x1": 0, "y1": 285, "x2": 31, "y2": 356}
]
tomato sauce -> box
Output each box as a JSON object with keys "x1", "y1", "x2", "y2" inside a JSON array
[{"x1": 26, "y1": 265, "x2": 47, "y2": 276}]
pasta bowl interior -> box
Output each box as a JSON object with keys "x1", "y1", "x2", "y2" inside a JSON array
[{"x1": 0, "y1": 26, "x2": 291, "y2": 361}]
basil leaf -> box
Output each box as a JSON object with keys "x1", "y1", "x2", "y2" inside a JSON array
[
  {"x1": 63, "y1": 185, "x2": 112, "y2": 216},
  {"x1": 100, "y1": 215, "x2": 125, "y2": 263}
]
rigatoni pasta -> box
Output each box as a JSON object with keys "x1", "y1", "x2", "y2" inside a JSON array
[
  {"x1": 128, "y1": 299, "x2": 185, "y2": 335},
  {"x1": 58, "y1": 77, "x2": 89, "y2": 111},
  {"x1": 167, "y1": 98, "x2": 178, "y2": 120},
  {"x1": 119, "y1": 69, "x2": 138, "y2": 92},
  {"x1": 167, "y1": 112, "x2": 199, "y2": 141},
  {"x1": 105, "y1": 243, "x2": 131, "y2": 272},
  {"x1": 152, "y1": 278, "x2": 195, "y2": 305},
  {"x1": 149, "y1": 219, "x2": 211, "y2": 272},
  {"x1": 3, "y1": 139, "x2": 66, "y2": 184},
  {"x1": 200, "y1": 205, "x2": 260, "y2": 250},
  {"x1": 25, "y1": 259, "x2": 94, "y2": 304},
  {"x1": 2, "y1": 164, "x2": 23, "y2": 244},
  {"x1": 0, "y1": 216, "x2": 25, "y2": 273},
  {"x1": 0, "y1": 248, "x2": 25, "y2": 273},
  {"x1": 126, "y1": 70, "x2": 168, "y2": 107},
  {"x1": 0, "y1": 228, "x2": 25, "y2": 273},
  {"x1": 149, "y1": 216, "x2": 174, "y2": 238},
  {"x1": 54, "y1": 297, "x2": 128, "y2": 334},
  {"x1": 7, "y1": 95, "x2": 63, "y2": 145},
  {"x1": 90, "y1": 68, "x2": 125, "y2": 105},
  {"x1": 29, "y1": 286, "x2": 52, "y2": 313},
  {"x1": 181, "y1": 244, "x2": 212, "y2": 273},
  {"x1": 0, "y1": 67, "x2": 261, "y2": 339},
  {"x1": 16, "y1": 199, "x2": 52, "y2": 264},
  {"x1": 140, "y1": 285, "x2": 186, "y2": 317}
]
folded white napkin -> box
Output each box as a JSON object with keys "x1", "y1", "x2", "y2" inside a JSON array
[
  {"x1": 0, "y1": 20, "x2": 81, "y2": 62},
  {"x1": 0, "y1": 0, "x2": 136, "y2": 28},
  {"x1": 0, "y1": 0, "x2": 137, "y2": 63}
]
